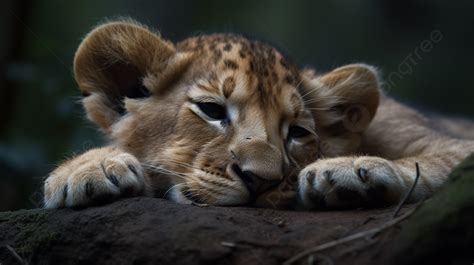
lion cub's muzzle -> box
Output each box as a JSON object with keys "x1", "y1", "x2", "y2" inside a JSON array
[
  {"x1": 230, "y1": 164, "x2": 281, "y2": 205},
  {"x1": 229, "y1": 138, "x2": 285, "y2": 205}
]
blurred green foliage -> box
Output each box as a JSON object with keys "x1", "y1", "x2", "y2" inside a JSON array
[{"x1": 1, "y1": 0, "x2": 473, "y2": 210}]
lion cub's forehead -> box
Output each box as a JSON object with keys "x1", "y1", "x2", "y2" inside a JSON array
[{"x1": 177, "y1": 34, "x2": 302, "y2": 108}]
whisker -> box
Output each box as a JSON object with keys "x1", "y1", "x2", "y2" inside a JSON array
[
  {"x1": 142, "y1": 164, "x2": 185, "y2": 176},
  {"x1": 163, "y1": 183, "x2": 184, "y2": 198},
  {"x1": 182, "y1": 186, "x2": 213, "y2": 202},
  {"x1": 304, "y1": 107, "x2": 334, "y2": 111},
  {"x1": 299, "y1": 85, "x2": 317, "y2": 100},
  {"x1": 303, "y1": 95, "x2": 348, "y2": 105},
  {"x1": 146, "y1": 158, "x2": 202, "y2": 171},
  {"x1": 142, "y1": 164, "x2": 190, "y2": 180},
  {"x1": 143, "y1": 162, "x2": 217, "y2": 185},
  {"x1": 147, "y1": 157, "x2": 194, "y2": 167},
  {"x1": 293, "y1": 77, "x2": 305, "y2": 95}
]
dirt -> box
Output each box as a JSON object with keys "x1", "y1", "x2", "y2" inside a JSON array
[{"x1": 0, "y1": 196, "x2": 414, "y2": 265}]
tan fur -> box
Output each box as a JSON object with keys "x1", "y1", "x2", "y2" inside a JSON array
[{"x1": 44, "y1": 20, "x2": 474, "y2": 209}]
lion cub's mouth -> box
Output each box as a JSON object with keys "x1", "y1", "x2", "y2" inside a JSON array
[
  {"x1": 179, "y1": 165, "x2": 281, "y2": 206},
  {"x1": 230, "y1": 164, "x2": 281, "y2": 205}
]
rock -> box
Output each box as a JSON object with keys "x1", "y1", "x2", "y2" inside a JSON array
[{"x1": 0, "y1": 197, "x2": 413, "y2": 265}]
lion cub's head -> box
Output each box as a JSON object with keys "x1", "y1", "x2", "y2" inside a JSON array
[{"x1": 74, "y1": 20, "x2": 380, "y2": 208}]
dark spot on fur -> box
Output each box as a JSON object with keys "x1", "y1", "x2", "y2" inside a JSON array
[
  {"x1": 268, "y1": 50, "x2": 276, "y2": 63},
  {"x1": 213, "y1": 50, "x2": 223, "y2": 63},
  {"x1": 81, "y1": 91, "x2": 91, "y2": 97},
  {"x1": 280, "y1": 58, "x2": 289, "y2": 69},
  {"x1": 222, "y1": 77, "x2": 236, "y2": 98},
  {"x1": 208, "y1": 72, "x2": 218, "y2": 82},
  {"x1": 224, "y1": 59, "x2": 238, "y2": 70},
  {"x1": 223, "y1": 43, "x2": 232, "y2": 51},
  {"x1": 256, "y1": 80, "x2": 268, "y2": 105},
  {"x1": 209, "y1": 43, "x2": 217, "y2": 52},
  {"x1": 284, "y1": 75, "x2": 294, "y2": 85},
  {"x1": 271, "y1": 71, "x2": 278, "y2": 82}
]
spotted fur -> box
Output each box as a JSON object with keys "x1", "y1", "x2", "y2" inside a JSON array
[{"x1": 43, "y1": 20, "x2": 474, "y2": 210}]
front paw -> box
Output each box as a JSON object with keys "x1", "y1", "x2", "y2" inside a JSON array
[
  {"x1": 298, "y1": 157, "x2": 404, "y2": 209},
  {"x1": 44, "y1": 151, "x2": 147, "y2": 208}
]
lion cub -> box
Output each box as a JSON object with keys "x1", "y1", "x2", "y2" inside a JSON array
[{"x1": 44, "y1": 20, "x2": 474, "y2": 209}]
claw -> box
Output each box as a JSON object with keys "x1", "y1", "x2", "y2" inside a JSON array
[
  {"x1": 357, "y1": 168, "x2": 369, "y2": 182},
  {"x1": 323, "y1": 170, "x2": 334, "y2": 185},
  {"x1": 128, "y1": 164, "x2": 138, "y2": 176},
  {"x1": 305, "y1": 171, "x2": 316, "y2": 185},
  {"x1": 107, "y1": 174, "x2": 120, "y2": 187},
  {"x1": 62, "y1": 185, "x2": 68, "y2": 200}
]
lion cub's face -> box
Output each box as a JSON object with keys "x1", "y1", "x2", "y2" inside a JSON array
[{"x1": 74, "y1": 21, "x2": 380, "y2": 208}]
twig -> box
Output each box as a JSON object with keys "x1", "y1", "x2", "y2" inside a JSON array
[
  {"x1": 222, "y1": 239, "x2": 298, "y2": 249},
  {"x1": 4, "y1": 245, "x2": 28, "y2": 265},
  {"x1": 283, "y1": 207, "x2": 417, "y2": 265},
  {"x1": 221, "y1": 241, "x2": 237, "y2": 248},
  {"x1": 338, "y1": 236, "x2": 379, "y2": 257},
  {"x1": 392, "y1": 162, "x2": 420, "y2": 219}
]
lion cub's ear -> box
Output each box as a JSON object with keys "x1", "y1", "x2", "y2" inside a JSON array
[
  {"x1": 302, "y1": 64, "x2": 381, "y2": 155},
  {"x1": 74, "y1": 20, "x2": 192, "y2": 131}
]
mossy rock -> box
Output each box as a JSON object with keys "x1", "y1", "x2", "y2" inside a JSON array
[
  {"x1": 391, "y1": 154, "x2": 474, "y2": 265},
  {"x1": 0, "y1": 209, "x2": 59, "y2": 263}
]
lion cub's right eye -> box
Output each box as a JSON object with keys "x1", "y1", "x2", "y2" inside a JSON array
[{"x1": 196, "y1": 102, "x2": 227, "y2": 120}]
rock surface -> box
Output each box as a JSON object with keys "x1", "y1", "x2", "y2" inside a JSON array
[
  {"x1": 1, "y1": 155, "x2": 473, "y2": 265},
  {"x1": 0, "y1": 197, "x2": 411, "y2": 265}
]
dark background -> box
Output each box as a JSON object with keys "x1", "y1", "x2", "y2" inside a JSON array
[{"x1": 1, "y1": 0, "x2": 473, "y2": 211}]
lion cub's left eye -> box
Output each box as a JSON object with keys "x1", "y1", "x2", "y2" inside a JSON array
[
  {"x1": 288, "y1": 126, "x2": 311, "y2": 138},
  {"x1": 196, "y1": 102, "x2": 227, "y2": 120}
]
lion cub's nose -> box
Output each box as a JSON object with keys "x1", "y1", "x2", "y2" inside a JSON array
[
  {"x1": 230, "y1": 139, "x2": 283, "y2": 181},
  {"x1": 231, "y1": 164, "x2": 280, "y2": 201}
]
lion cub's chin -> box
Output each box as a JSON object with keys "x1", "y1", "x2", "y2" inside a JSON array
[{"x1": 165, "y1": 184, "x2": 251, "y2": 206}]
